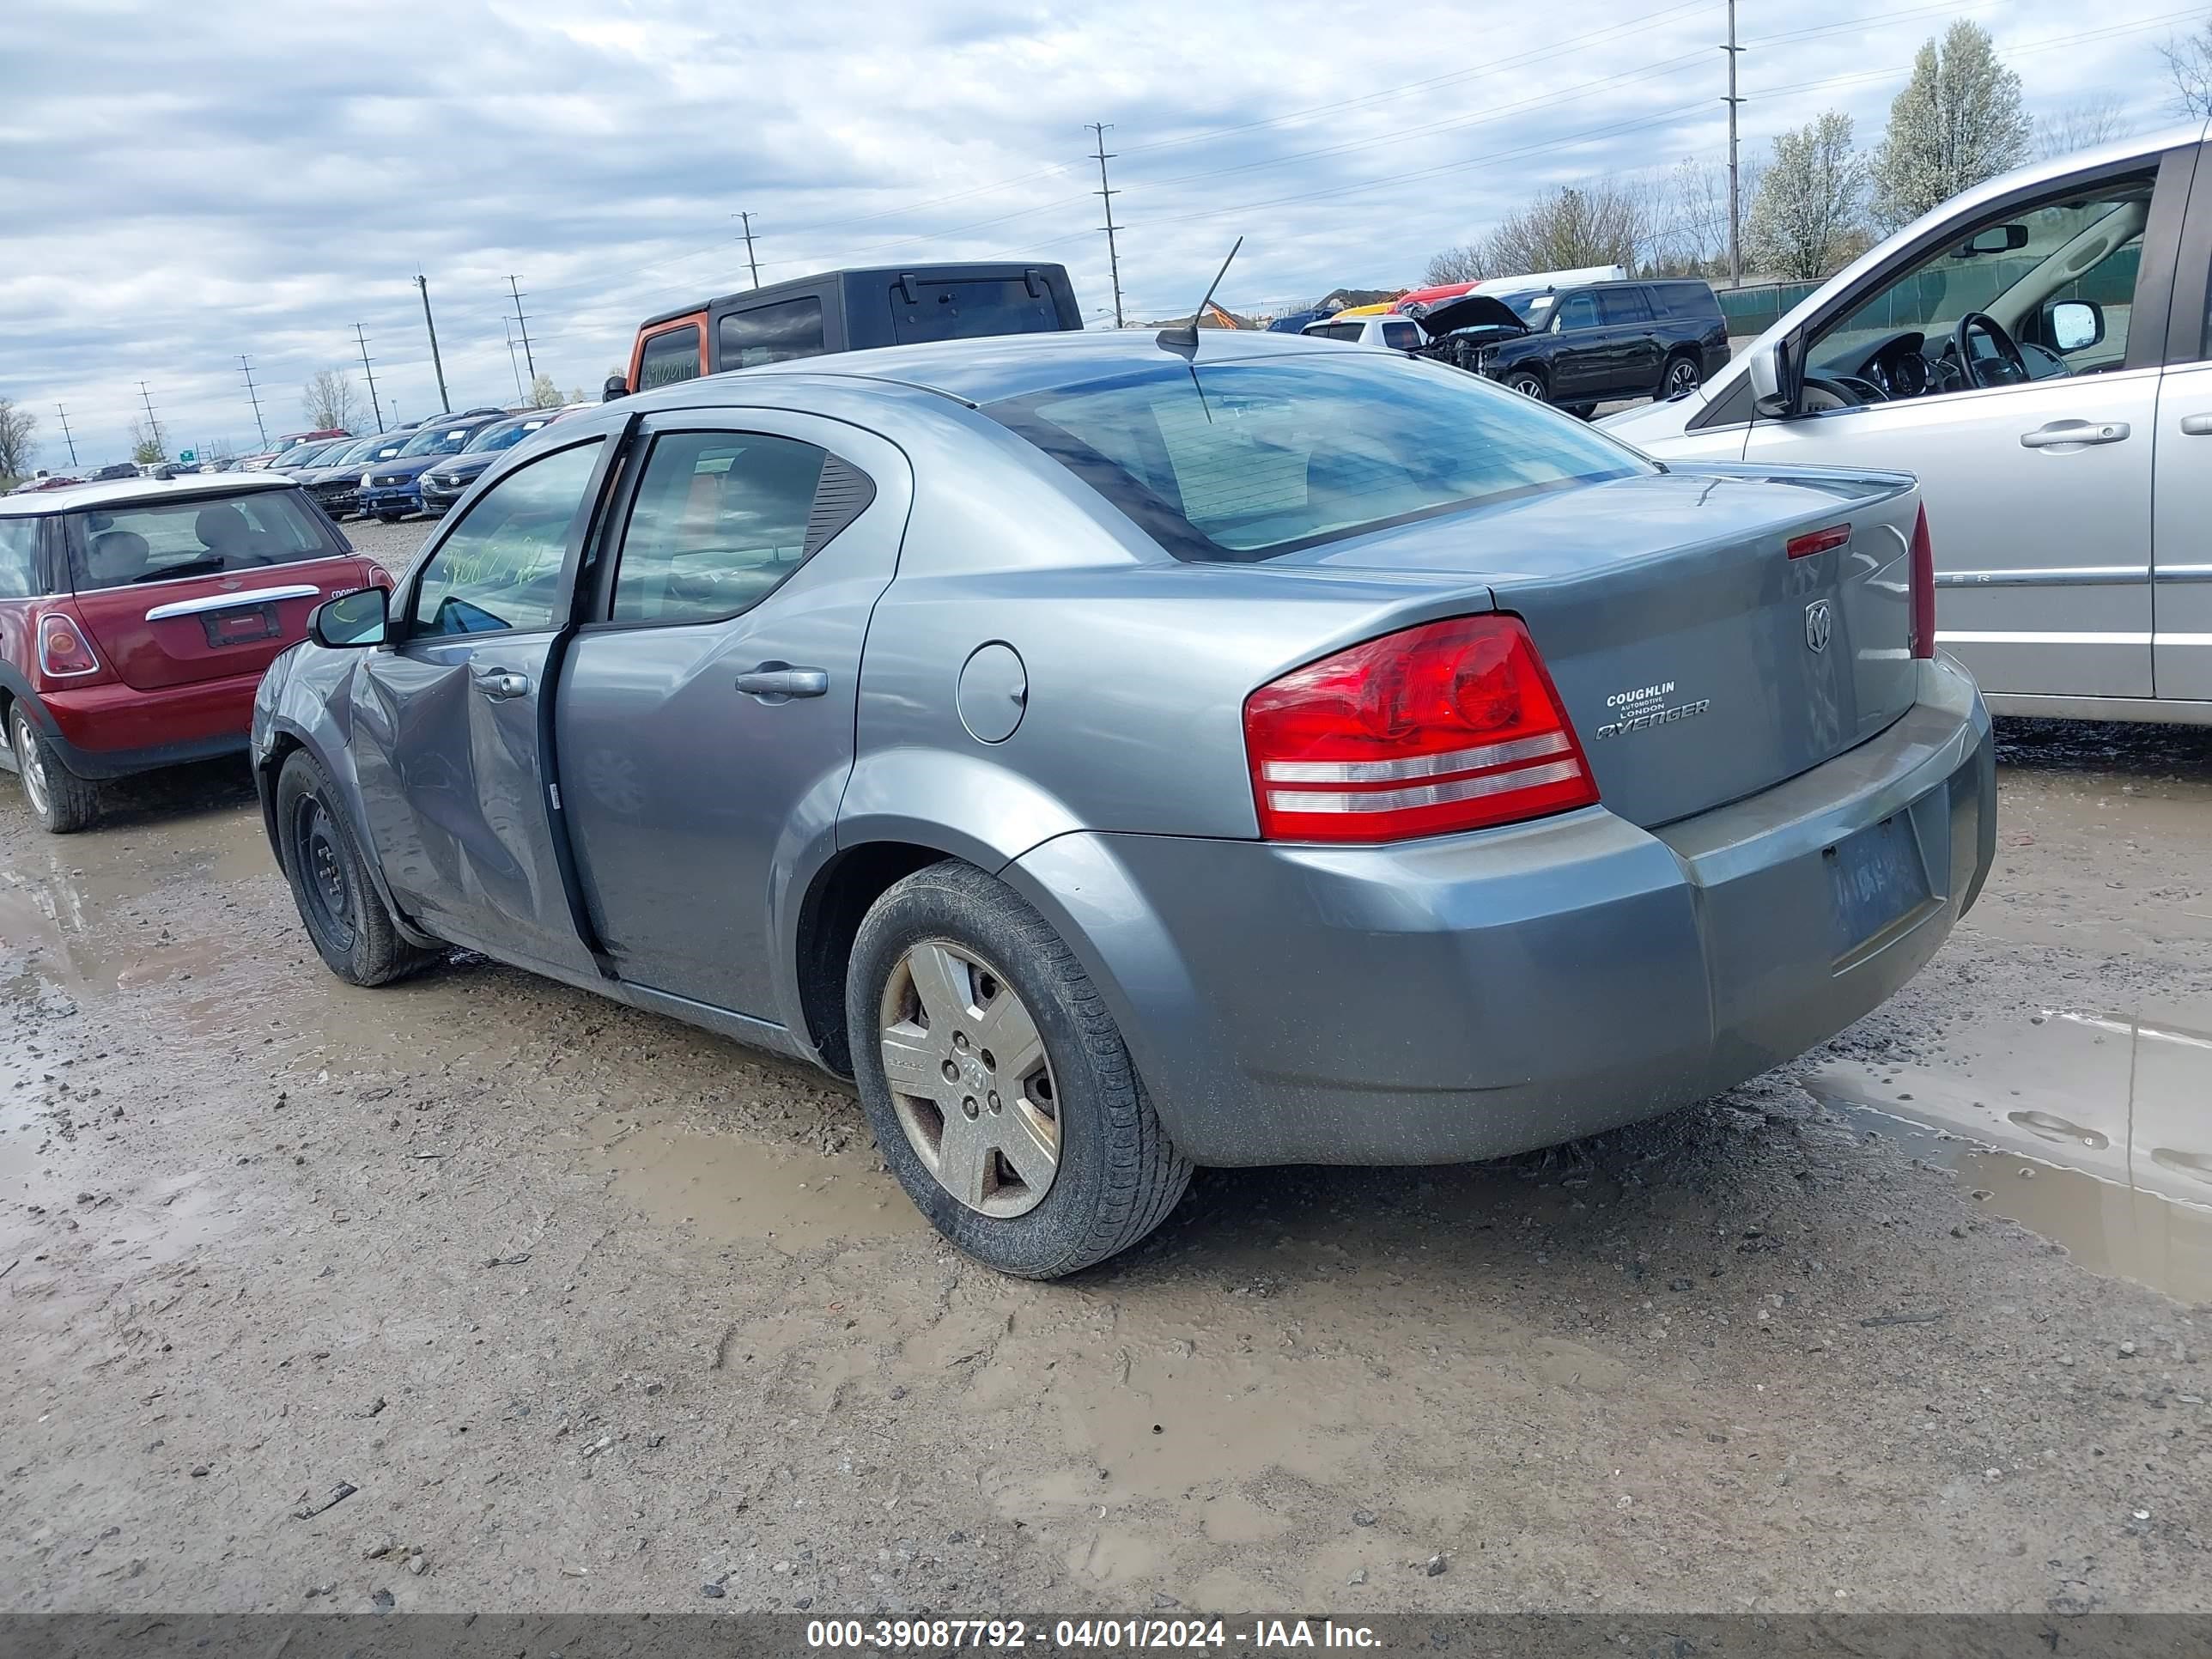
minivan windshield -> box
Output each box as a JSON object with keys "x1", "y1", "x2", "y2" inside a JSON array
[
  {"x1": 399, "y1": 422, "x2": 487, "y2": 459},
  {"x1": 986, "y1": 355, "x2": 1650, "y2": 562},
  {"x1": 67, "y1": 489, "x2": 346, "y2": 592}
]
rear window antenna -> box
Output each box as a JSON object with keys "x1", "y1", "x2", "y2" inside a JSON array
[{"x1": 1156, "y1": 238, "x2": 1243, "y2": 356}]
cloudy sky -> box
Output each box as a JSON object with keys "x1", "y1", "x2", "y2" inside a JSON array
[{"x1": 3, "y1": 0, "x2": 2201, "y2": 467}]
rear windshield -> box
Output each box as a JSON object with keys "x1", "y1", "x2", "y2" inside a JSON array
[
  {"x1": 890, "y1": 278, "x2": 1062, "y2": 345},
  {"x1": 67, "y1": 490, "x2": 345, "y2": 592},
  {"x1": 985, "y1": 355, "x2": 1650, "y2": 562}
]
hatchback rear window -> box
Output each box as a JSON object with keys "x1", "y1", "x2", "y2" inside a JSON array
[
  {"x1": 67, "y1": 490, "x2": 345, "y2": 592},
  {"x1": 986, "y1": 356, "x2": 1650, "y2": 562},
  {"x1": 890, "y1": 278, "x2": 1060, "y2": 344}
]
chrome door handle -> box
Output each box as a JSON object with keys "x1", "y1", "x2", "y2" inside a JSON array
[
  {"x1": 2019, "y1": 420, "x2": 2130, "y2": 448},
  {"x1": 2181, "y1": 414, "x2": 2212, "y2": 436},
  {"x1": 734, "y1": 663, "x2": 829, "y2": 703},
  {"x1": 474, "y1": 670, "x2": 531, "y2": 701}
]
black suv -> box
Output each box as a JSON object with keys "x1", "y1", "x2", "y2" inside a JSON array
[{"x1": 1419, "y1": 280, "x2": 1729, "y2": 416}]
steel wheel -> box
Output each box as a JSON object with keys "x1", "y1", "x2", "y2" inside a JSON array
[
  {"x1": 877, "y1": 939, "x2": 1059, "y2": 1218},
  {"x1": 290, "y1": 792, "x2": 356, "y2": 954},
  {"x1": 13, "y1": 709, "x2": 51, "y2": 819},
  {"x1": 1505, "y1": 371, "x2": 1547, "y2": 401},
  {"x1": 1666, "y1": 356, "x2": 1701, "y2": 397}
]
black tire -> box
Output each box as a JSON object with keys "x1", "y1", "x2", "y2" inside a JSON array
[
  {"x1": 1565, "y1": 403, "x2": 1598, "y2": 420},
  {"x1": 376, "y1": 513, "x2": 403, "y2": 524},
  {"x1": 1502, "y1": 368, "x2": 1549, "y2": 403},
  {"x1": 1659, "y1": 350, "x2": 1703, "y2": 401},
  {"x1": 275, "y1": 749, "x2": 435, "y2": 986},
  {"x1": 848, "y1": 860, "x2": 1192, "y2": 1279},
  {"x1": 9, "y1": 703, "x2": 99, "y2": 834}
]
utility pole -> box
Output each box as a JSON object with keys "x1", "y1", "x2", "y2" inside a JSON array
[
  {"x1": 54, "y1": 405, "x2": 79, "y2": 467},
  {"x1": 137, "y1": 382, "x2": 165, "y2": 457},
  {"x1": 353, "y1": 324, "x2": 385, "y2": 433},
  {"x1": 1087, "y1": 121, "x2": 1127, "y2": 329},
  {"x1": 506, "y1": 276, "x2": 537, "y2": 381},
  {"x1": 1723, "y1": 0, "x2": 1745, "y2": 288},
  {"x1": 416, "y1": 273, "x2": 451, "y2": 413},
  {"x1": 237, "y1": 355, "x2": 269, "y2": 446},
  {"x1": 734, "y1": 212, "x2": 762, "y2": 289},
  {"x1": 501, "y1": 318, "x2": 526, "y2": 402}
]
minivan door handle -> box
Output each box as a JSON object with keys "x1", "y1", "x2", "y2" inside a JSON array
[
  {"x1": 473, "y1": 669, "x2": 532, "y2": 701},
  {"x1": 2180, "y1": 413, "x2": 2212, "y2": 436},
  {"x1": 735, "y1": 663, "x2": 829, "y2": 703},
  {"x1": 2019, "y1": 419, "x2": 2130, "y2": 448}
]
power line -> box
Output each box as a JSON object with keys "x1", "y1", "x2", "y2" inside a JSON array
[
  {"x1": 237, "y1": 355, "x2": 268, "y2": 447},
  {"x1": 416, "y1": 274, "x2": 451, "y2": 414},
  {"x1": 507, "y1": 276, "x2": 537, "y2": 382},
  {"x1": 735, "y1": 211, "x2": 761, "y2": 289},
  {"x1": 54, "y1": 404, "x2": 78, "y2": 467},
  {"x1": 1724, "y1": 0, "x2": 1746, "y2": 289},
  {"x1": 353, "y1": 324, "x2": 385, "y2": 434},
  {"x1": 1087, "y1": 123, "x2": 1126, "y2": 329}
]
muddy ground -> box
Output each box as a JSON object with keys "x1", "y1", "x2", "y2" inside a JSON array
[{"x1": 3, "y1": 522, "x2": 2209, "y2": 1613}]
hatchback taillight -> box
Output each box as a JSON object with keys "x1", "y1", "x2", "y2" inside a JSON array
[
  {"x1": 1243, "y1": 614, "x2": 1599, "y2": 843},
  {"x1": 38, "y1": 611, "x2": 101, "y2": 678},
  {"x1": 1910, "y1": 504, "x2": 1936, "y2": 660}
]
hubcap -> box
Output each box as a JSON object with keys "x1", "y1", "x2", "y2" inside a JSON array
[
  {"x1": 878, "y1": 939, "x2": 1059, "y2": 1218},
  {"x1": 291, "y1": 794, "x2": 356, "y2": 951},
  {"x1": 14, "y1": 714, "x2": 50, "y2": 817}
]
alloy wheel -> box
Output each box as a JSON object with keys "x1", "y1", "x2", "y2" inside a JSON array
[
  {"x1": 1668, "y1": 358, "x2": 1701, "y2": 396},
  {"x1": 1507, "y1": 374, "x2": 1546, "y2": 400},
  {"x1": 877, "y1": 939, "x2": 1059, "y2": 1218},
  {"x1": 13, "y1": 713, "x2": 50, "y2": 819}
]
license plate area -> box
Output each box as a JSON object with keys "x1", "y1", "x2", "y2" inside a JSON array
[
  {"x1": 1826, "y1": 811, "x2": 1931, "y2": 962},
  {"x1": 199, "y1": 602, "x2": 282, "y2": 647}
]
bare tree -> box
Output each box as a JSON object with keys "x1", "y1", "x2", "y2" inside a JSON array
[
  {"x1": 0, "y1": 399, "x2": 36, "y2": 481},
  {"x1": 1420, "y1": 244, "x2": 1489, "y2": 286},
  {"x1": 1480, "y1": 181, "x2": 1649, "y2": 276},
  {"x1": 527, "y1": 372, "x2": 564, "y2": 410},
  {"x1": 2038, "y1": 96, "x2": 2132, "y2": 160},
  {"x1": 1870, "y1": 21, "x2": 2033, "y2": 231},
  {"x1": 303, "y1": 368, "x2": 361, "y2": 433},
  {"x1": 1745, "y1": 112, "x2": 1870, "y2": 283},
  {"x1": 128, "y1": 418, "x2": 165, "y2": 465},
  {"x1": 2160, "y1": 15, "x2": 2212, "y2": 118}
]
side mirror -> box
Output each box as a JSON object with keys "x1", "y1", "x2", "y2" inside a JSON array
[
  {"x1": 310, "y1": 586, "x2": 389, "y2": 649},
  {"x1": 1954, "y1": 223, "x2": 2029, "y2": 258},
  {"x1": 2048, "y1": 299, "x2": 2103, "y2": 352},
  {"x1": 602, "y1": 374, "x2": 629, "y2": 403},
  {"x1": 1747, "y1": 339, "x2": 1793, "y2": 418}
]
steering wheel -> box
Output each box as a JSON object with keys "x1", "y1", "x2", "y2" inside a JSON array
[{"x1": 1953, "y1": 312, "x2": 2029, "y2": 389}]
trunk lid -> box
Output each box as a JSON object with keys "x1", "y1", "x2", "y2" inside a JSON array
[
  {"x1": 73, "y1": 555, "x2": 381, "y2": 690},
  {"x1": 1273, "y1": 464, "x2": 1923, "y2": 827}
]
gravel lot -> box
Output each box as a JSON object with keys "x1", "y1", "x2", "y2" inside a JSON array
[{"x1": 3, "y1": 519, "x2": 2209, "y2": 1614}]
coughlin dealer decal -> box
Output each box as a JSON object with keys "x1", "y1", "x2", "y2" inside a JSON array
[{"x1": 1595, "y1": 678, "x2": 1711, "y2": 740}]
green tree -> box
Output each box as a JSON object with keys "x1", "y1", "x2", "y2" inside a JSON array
[
  {"x1": 1746, "y1": 112, "x2": 1870, "y2": 281},
  {"x1": 130, "y1": 418, "x2": 165, "y2": 465},
  {"x1": 1870, "y1": 22, "x2": 2033, "y2": 231}
]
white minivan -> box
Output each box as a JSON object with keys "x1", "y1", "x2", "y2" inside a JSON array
[{"x1": 1605, "y1": 121, "x2": 2212, "y2": 725}]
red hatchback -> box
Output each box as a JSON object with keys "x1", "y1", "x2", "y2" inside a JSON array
[{"x1": 0, "y1": 476, "x2": 392, "y2": 833}]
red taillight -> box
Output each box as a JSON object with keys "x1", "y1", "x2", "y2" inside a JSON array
[
  {"x1": 37, "y1": 611, "x2": 100, "y2": 678},
  {"x1": 1243, "y1": 614, "x2": 1599, "y2": 843},
  {"x1": 1910, "y1": 504, "x2": 1936, "y2": 659},
  {"x1": 1787, "y1": 523, "x2": 1851, "y2": 560}
]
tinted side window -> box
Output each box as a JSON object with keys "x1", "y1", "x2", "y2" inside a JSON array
[
  {"x1": 1380, "y1": 320, "x2": 1420, "y2": 350},
  {"x1": 637, "y1": 325, "x2": 702, "y2": 391},
  {"x1": 890, "y1": 278, "x2": 1060, "y2": 344},
  {"x1": 1556, "y1": 293, "x2": 1599, "y2": 330},
  {"x1": 719, "y1": 298, "x2": 826, "y2": 370},
  {"x1": 1598, "y1": 288, "x2": 1652, "y2": 325},
  {"x1": 1659, "y1": 283, "x2": 1721, "y2": 319},
  {"x1": 610, "y1": 433, "x2": 833, "y2": 624},
  {"x1": 410, "y1": 441, "x2": 603, "y2": 637},
  {"x1": 0, "y1": 520, "x2": 38, "y2": 599}
]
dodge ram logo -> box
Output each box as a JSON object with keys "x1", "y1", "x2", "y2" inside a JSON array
[{"x1": 1804, "y1": 599, "x2": 1832, "y2": 654}]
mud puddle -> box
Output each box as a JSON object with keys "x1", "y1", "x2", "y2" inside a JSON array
[{"x1": 1805, "y1": 999, "x2": 2212, "y2": 1300}]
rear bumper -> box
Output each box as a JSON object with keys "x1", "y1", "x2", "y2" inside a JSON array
[
  {"x1": 28, "y1": 671, "x2": 260, "y2": 780},
  {"x1": 1007, "y1": 655, "x2": 1996, "y2": 1167}
]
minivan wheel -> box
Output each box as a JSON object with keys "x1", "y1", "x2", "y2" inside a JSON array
[
  {"x1": 1662, "y1": 353, "x2": 1702, "y2": 398},
  {"x1": 9, "y1": 705, "x2": 98, "y2": 834},
  {"x1": 848, "y1": 860, "x2": 1192, "y2": 1279},
  {"x1": 1504, "y1": 370, "x2": 1548, "y2": 402},
  {"x1": 275, "y1": 749, "x2": 435, "y2": 987}
]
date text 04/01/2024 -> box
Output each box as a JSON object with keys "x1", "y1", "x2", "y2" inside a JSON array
[{"x1": 804, "y1": 1618, "x2": 1382, "y2": 1649}]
